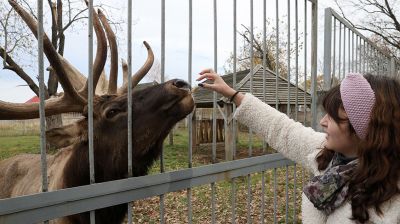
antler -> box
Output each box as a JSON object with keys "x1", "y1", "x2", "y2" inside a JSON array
[
  {"x1": 1, "y1": 1, "x2": 154, "y2": 120},
  {"x1": 97, "y1": 9, "x2": 118, "y2": 95},
  {"x1": 0, "y1": 97, "x2": 84, "y2": 120},
  {"x1": 118, "y1": 41, "x2": 154, "y2": 94},
  {"x1": 80, "y1": 1, "x2": 108, "y2": 97},
  {"x1": 1, "y1": 0, "x2": 109, "y2": 120}
]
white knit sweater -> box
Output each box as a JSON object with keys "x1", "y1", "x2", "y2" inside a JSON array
[{"x1": 234, "y1": 94, "x2": 400, "y2": 224}]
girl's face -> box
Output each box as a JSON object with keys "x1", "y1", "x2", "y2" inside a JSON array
[{"x1": 319, "y1": 109, "x2": 359, "y2": 158}]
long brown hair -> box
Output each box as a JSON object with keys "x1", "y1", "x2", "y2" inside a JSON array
[{"x1": 316, "y1": 74, "x2": 400, "y2": 223}]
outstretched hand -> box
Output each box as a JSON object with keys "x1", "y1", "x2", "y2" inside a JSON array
[
  {"x1": 196, "y1": 68, "x2": 236, "y2": 98},
  {"x1": 196, "y1": 68, "x2": 244, "y2": 105}
]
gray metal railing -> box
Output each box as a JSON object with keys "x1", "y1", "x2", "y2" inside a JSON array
[
  {"x1": 0, "y1": 0, "x2": 319, "y2": 223},
  {"x1": 323, "y1": 7, "x2": 400, "y2": 88}
]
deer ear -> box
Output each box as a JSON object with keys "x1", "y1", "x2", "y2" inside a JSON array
[{"x1": 46, "y1": 119, "x2": 88, "y2": 148}]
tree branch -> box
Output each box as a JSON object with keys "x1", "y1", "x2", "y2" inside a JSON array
[
  {"x1": 0, "y1": 45, "x2": 47, "y2": 97},
  {"x1": 62, "y1": 8, "x2": 88, "y2": 32}
]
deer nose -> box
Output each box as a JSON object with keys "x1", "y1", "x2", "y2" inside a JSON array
[{"x1": 173, "y1": 79, "x2": 191, "y2": 90}]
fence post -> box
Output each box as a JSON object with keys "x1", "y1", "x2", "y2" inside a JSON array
[
  {"x1": 323, "y1": 8, "x2": 332, "y2": 90},
  {"x1": 311, "y1": 1, "x2": 318, "y2": 130},
  {"x1": 390, "y1": 57, "x2": 396, "y2": 78},
  {"x1": 224, "y1": 103, "x2": 233, "y2": 161}
]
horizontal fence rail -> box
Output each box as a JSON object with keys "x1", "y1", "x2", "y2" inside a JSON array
[{"x1": 0, "y1": 154, "x2": 294, "y2": 223}]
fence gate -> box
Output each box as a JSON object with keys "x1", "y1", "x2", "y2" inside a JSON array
[{"x1": 0, "y1": 0, "x2": 319, "y2": 223}]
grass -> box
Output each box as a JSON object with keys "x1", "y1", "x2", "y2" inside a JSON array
[
  {"x1": 0, "y1": 129, "x2": 308, "y2": 223},
  {"x1": 0, "y1": 135, "x2": 40, "y2": 160}
]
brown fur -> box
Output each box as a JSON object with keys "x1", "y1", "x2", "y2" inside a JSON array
[{"x1": 0, "y1": 79, "x2": 194, "y2": 224}]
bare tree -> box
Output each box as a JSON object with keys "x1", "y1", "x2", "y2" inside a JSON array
[
  {"x1": 334, "y1": 0, "x2": 400, "y2": 59},
  {"x1": 0, "y1": 1, "x2": 122, "y2": 134},
  {"x1": 224, "y1": 21, "x2": 303, "y2": 81}
]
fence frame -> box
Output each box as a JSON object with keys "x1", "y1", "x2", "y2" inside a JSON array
[
  {"x1": 323, "y1": 7, "x2": 400, "y2": 89},
  {"x1": 0, "y1": 0, "x2": 319, "y2": 223}
]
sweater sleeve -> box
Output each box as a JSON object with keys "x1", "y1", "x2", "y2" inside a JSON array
[{"x1": 234, "y1": 94, "x2": 326, "y2": 173}]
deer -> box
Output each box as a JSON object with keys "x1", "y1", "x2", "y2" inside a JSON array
[{"x1": 0, "y1": 0, "x2": 194, "y2": 223}]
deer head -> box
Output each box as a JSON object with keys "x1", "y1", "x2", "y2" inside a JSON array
[{"x1": 0, "y1": 0, "x2": 195, "y2": 176}]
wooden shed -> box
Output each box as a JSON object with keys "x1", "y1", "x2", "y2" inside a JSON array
[{"x1": 192, "y1": 65, "x2": 312, "y2": 159}]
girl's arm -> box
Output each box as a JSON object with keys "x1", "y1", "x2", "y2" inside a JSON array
[
  {"x1": 234, "y1": 93, "x2": 325, "y2": 172},
  {"x1": 197, "y1": 69, "x2": 325, "y2": 172}
]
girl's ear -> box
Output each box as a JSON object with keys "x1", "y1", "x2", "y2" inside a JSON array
[{"x1": 339, "y1": 108, "x2": 349, "y2": 120}]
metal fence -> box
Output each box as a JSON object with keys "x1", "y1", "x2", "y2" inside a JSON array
[
  {"x1": 0, "y1": 0, "x2": 319, "y2": 223},
  {"x1": 323, "y1": 7, "x2": 400, "y2": 89}
]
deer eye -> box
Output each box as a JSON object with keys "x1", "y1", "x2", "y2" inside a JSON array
[{"x1": 105, "y1": 108, "x2": 120, "y2": 119}]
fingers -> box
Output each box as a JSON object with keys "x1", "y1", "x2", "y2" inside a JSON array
[
  {"x1": 197, "y1": 68, "x2": 218, "y2": 81},
  {"x1": 196, "y1": 73, "x2": 216, "y2": 82},
  {"x1": 199, "y1": 68, "x2": 214, "y2": 75}
]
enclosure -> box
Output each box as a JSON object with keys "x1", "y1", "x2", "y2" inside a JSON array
[{"x1": 0, "y1": 0, "x2": 399, "y2": 223}]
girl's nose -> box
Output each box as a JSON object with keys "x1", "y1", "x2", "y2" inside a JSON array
[{"x1": 320, "y1": 114, "x2": 328, "y2": 128}]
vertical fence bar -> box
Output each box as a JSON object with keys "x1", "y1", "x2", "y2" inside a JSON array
[
  {"x1": 343, "y1": 27, "x2": 346, "y2": 77},
  {"x1": 310, "y1": 0, "x2": 318, "y2": 130},
  {"x1": 247, "y1": 1, "x2": 254, "y2": 223},
  {"x1": 366, "y1": 43, "x2": 369, "y2": 73},
  {"x1": 352, "y1": 32, "x2": 354, "y2": 72},
  {"x1": 261, "y1": 0, "x2": 267, "y2": 222},
  {"x1": 354, "y1": 34, "x2": 359, "y2": 72},
  {"x1": 378, "y1": 51, "x2": 381, "y2": 75},
  {"x1": 160, "y1": 0, "x2": 166, "y2": 222},
  {"x1": 212, "y1": 0, "x2": 217, "y2": 223},
  {"x1": 370, "y1": 47, "x2": 373, "y2": 74},
  {"x1": 37, "y1": 0, "x2": 48, "y2": 223},
  {"x1": 88, "y1": 0, "x2": 95, "y2": 222},
  {"x1": 293, "y1": 0, "x2": 299, "y2": 222},
  {"x1": 359, "y1": 36, "x2": 362, "y2": 73},
  {"x1": 348, "y1": 27, "x2": 350, "y2": 74},
  {"x1": 371, "y1": 45, "x2": 374, "y2": 74},
  {"x1": 362, "y1": 39, "x2": 366, "y2": 74},
  {"x1": 295, "y1": 0, "x2": 299, "y2": 121},
  {"x1": 302, "y1": 0, "x2": 308, "y2": 189},
  {"x1": 338, "y1": 22, "x2": 342, "y2": 80},
  {"x1": 332, "y1": 19, "x2": 336, "y2": 81},
  {"x1": 231, "y1": 0, "x2": 237, "y2": 223},
  {"x1": 323, "y1": 8, "x2": 332, "y2": 89},
  {"x1": 187, "y1": 0, "x2": 193, "y2": 223},
  {"x1": 369, "y1": 44, "x2": 372, "y2": 74},
  {"x1": 373, "y1": 48, "x2": 377, "y2": 74},
  {"x1": 274, "y1": 0, "x2": 279, "y2": 222},
  {"x1": 378, "y1": 50, "x2": 381, "y2": 75},
  {"x1": 287, "y1": 0, "x2": 291, "y2": 117},
  {"x1": 127, "y1": 0, "x2": 133, "y2": 222},
  {"x1": 375, "y1": 49, "x2": 378, "y2": 74},
  {"x1": 285, "y1": 0, "x2": 291, "y2": 223},
  {"x1": 391, "y1": 58, "x2": 396, "y2": 77}
]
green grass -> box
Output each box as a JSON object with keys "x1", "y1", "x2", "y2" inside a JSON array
[
  {"x1": 0, "y1": 129, "x2": 307, "y2": 223},
  {"x1": 0, "y1": 135, "x2": 40, "y2": 160}
]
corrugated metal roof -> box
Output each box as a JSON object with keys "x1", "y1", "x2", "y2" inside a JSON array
[{"x1": 193, "y1": 65, "x2": 312, "y2": 108}]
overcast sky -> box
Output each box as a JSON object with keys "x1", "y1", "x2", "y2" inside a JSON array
[{"x1": 0, "y1": 0, "x2": 345, "y2": 103}]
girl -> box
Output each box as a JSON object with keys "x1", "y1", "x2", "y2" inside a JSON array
[{"x1": 197, "y1": 69, "x2": 400, "y2": 224}]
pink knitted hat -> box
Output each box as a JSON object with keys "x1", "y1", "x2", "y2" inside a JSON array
[{"x1": 340, "y1": 73, "x2": 376, "y2": 139}]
